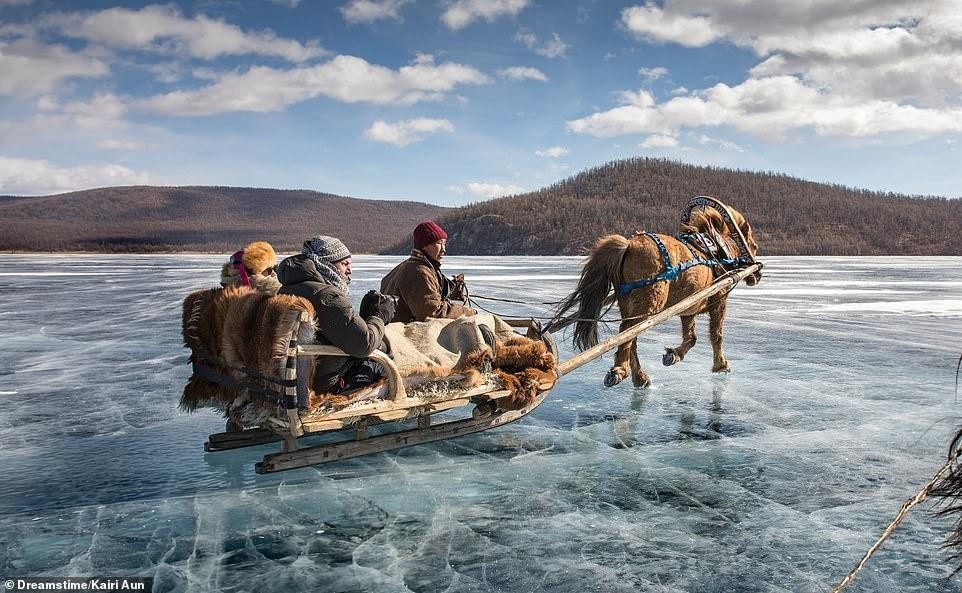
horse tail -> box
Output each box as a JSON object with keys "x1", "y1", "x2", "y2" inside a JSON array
[{"x1": 552, "y1": 234, "x2": 629, "y2": 351}]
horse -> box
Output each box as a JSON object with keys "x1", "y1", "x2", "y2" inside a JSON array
[{"x1": 551, "y1": 196, "x2": 762, "y2": 388}]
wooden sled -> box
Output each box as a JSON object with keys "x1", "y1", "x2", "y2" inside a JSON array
[
  {"x1": 181, "y1": 289, "x2": 558, "y2": 474},
  {"x1": 183, "y1": 263, "x2": 761, "y2": 474}
]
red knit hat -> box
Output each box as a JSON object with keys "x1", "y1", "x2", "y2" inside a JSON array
[{"x1": 412, "y1": 220, "x2": 448, "y2": 250}]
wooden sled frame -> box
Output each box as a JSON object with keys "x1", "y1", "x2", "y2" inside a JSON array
[{"x1": 198, "y1": 315, "x2": 558, "y2": 474}]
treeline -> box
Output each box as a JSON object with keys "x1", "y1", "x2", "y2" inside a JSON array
[
  {"x1": 414, "y1": 158, "x2": 962, "y2": 256},
  {"x1": 2, "y1": 159, "x2": 960, "y2": 256}
]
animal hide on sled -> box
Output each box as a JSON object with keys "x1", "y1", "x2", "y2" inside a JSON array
[
  {"x1": 180, "y1": 286, "x2": 315, "y2": 423},
  {"x1": 378, "y1": 314, "x2": 556, "y2": 410}
]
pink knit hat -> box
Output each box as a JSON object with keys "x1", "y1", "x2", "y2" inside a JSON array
[{"x1": 412, "y1": 220, "x2": 448, "y2": 250}]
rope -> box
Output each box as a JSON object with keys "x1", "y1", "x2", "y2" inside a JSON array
[{"x1": 829, "y1": 446, "x2": 962, "y2": 593}]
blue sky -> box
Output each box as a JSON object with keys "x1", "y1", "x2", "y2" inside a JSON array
[{"x1": 1, "y1": 0, "x2": 960, "y2": 205}]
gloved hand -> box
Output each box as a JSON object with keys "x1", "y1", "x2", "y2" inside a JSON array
[
  {"x1": 360, "y1": 290, "x2": 396, "y2": 323},
  {"x1": 449, "y1": 273, "x2": 469, "y2": 302}
]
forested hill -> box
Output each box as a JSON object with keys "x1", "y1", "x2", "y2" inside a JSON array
[
  {"x1": 406, "y1": 158, "x2": 962, "y2": 256},
  {"x1": 1, "y1": 159, "x2": 960, "y2": 255},
  {"x1": 0, "y1": 186, "x2": 449, "y2": 254}
]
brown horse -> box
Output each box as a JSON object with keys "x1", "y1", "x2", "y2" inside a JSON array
[{"x1": 552, "y1": 196, "x2": 761, "y2": 388}]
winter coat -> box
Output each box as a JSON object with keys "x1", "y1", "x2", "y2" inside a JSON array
[
  {"x1": 379, "y1": 250, "x2": 476, "y2": 323},
  {"x1": 277, "y1": 253, "x2": 386, "y2": 391}
]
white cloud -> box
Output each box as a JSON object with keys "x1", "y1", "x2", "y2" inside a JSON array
[
  {"x1": 340, "y1": 0, "x2": 411, "y2": 24},
  {"x1": 441, "y1": 0, "x2": 529, "y2": 31},
  {"x1": 141, "y1": 54, "x2": 489, "y2": 116},
  {"x1": 50, "y1": 5, "x2": 327, "y2": 62},
  {"x1": 697, "y1": 134, "x2": 744, "y2": 152},
  {"x1": 640, "y1": 134, "x2": 678, "y2": 148},
  {"x1": 581, "y1": 3, "x2": 962, "y2": 142},
  {"x1": 535, "y1": 146, "x2": 569, "y2": 158},
  {"x1": 466, "y1": 181, "x2": 524, "y2": 198},
  {"x1": 363, "y1": 118, "x2": 454, "y2": 146},
  {"x1": 0, "y1": 39, "x2": 108, "y2": 96},
  {"x1": 515, "y1": 30, "x2": 568, "y2": 58},
  {"x1": 0, "y1": 156, "x2": 150, "y2": 195},
  {"x1": 96, "y1": 139, "x2": 148, "y2": 150},
  {"x1": 638, "y1": 66, "x2": 668, "y2": 81},
  {"x1": 621, "y1": 4, "x2": 719, "y2": 47},
  {"x1": 497, "y1": 66, "x2": 548, "y2": 82},
  {"x1": 568, "y1": 76, "x2": 962, "y2": 142}
]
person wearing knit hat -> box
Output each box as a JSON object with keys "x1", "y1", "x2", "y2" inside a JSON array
[
  {"x1": 379, "y1": 220, "x2": 476, "y2": 323},
  {"x1": 276, "y1": 235, "x2": 396, "y2": 394},
  {"x1": 219, "y1": 240, "x2": 281, "y2": 295}
]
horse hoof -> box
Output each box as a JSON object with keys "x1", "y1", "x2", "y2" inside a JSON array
[
  {"x1": 663, "y1": 350, "x2": 679, "y2": 366},
  {"x1": 604, "y1": 371, "x2": 623, "y2": 387}
]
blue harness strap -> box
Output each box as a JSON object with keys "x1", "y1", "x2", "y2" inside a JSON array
[{"x1": 617, "y1": 232, "x2": 750, "y2": 296}]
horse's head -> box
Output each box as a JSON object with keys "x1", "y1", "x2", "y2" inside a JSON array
[{"x1": 729, "y1": 207, "x2": 762, "y2": 286}]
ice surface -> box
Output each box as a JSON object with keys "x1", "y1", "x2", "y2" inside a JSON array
[{"x1": 0, "y1": 254, "x2": 960, "y2": 592}]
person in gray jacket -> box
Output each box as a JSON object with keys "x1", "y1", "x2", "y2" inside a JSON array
[{"x1": 277, "y1": 235, "x2": 395, "y2": 394}]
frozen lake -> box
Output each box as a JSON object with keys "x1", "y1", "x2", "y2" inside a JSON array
[{"x1": 1, "y1": 254, "x2": 961, "y2": 592}]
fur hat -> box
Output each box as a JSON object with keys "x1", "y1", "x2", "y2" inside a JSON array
[
  {"x1": 413, "y1": 220, "x2": 448, "y2": 250},
  {"x1": 303, "y1": 235, "x2": 351, "y2": 263},
  {"x1": 241, "y1": 241, "x2": 276, "y2": 275}
]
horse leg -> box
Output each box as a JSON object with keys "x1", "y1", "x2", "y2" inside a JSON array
[
  {"x1": 629, "y1": 336, "x2": 651, "y2": 388},
  {"x1": 708, "y1": 301, "x2": 730, "y2": 372},
  {"x1": 663, "y1": 314, "x2": 697, "y2": 366},
  {"x1": 604, "y1": 324, "x2": 635, "y2": 387},
  {"x1": 605, "y1": 322, "x2": 652, "y2": 388}
]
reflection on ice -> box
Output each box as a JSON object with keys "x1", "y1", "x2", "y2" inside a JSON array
[{"x1": 0, "y1": 255, "x2": 960, "y2": 592}]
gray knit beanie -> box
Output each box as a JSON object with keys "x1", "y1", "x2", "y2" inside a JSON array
[{"x1": 303, "y1": 235, "x2": 351, "y2": 263}]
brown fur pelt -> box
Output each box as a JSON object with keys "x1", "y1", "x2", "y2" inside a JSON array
[
  {"x1": 180, "y1": 287, "x2": 315, "y2": 418},
  {"x1": 180, "y1": 286, "x2": 251, "y2": 412},
  {"x1": 494, "y1": 336, "x2": 556, "y2": 374},
  {"x1": 491, "y1": 335, "x2": 557, "y2": 410},
  {"x1": 220, "y1": 291, "x2": 315, "y2": 405}
]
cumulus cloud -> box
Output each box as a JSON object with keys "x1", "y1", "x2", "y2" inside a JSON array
[
  {"x1": 515, "y1": 30, "x2": 568, "y2": 58},
  {"x1": 497, "y1": 66, "x2": 548, "y2": 82},
  {"x1": 535, "y1": 145, "x2": 569, "y2": 157},
  {"x1": 340, "y1": 0, "x2": 411, "y2": 24},
  {"x1": 568, "y1": 76, "x2": 962, "y2": 142},
  {"x1": 47, "y1": 4, "x2": 327, "y2": 62},
  {"x1": 621, "y1": 4, "x2": 719, "y2": 47},
  {"x1": 0, "y1": 39, "x2": 108, "y2": 96},
  {"x1": 580, "y1": 2, "x2": 962, "y2": 141},
  {"x1": 363, "y1": 117, "x2": 454, "y2": 146},
  {"x1": 640, "y1": 134, "x2": 678, "y2": 148},
  {"x1": 140, "y1": 53, "x2": 488, "y2": 116},
  {"x1": 33, "y1": 93, "x2": 128, "y2": 129},
  {"x1": 441, "y1": 0, "x2": 529, "y2": 31},
  {"x1": 0, "y1": 156, "x2": 150, "y2": 195},
  {"x1": 698, "y1": 134, "x2": 744, "y2": 152},
  {"x1": 446, "y1": 182, "x2": 525, "y2": 198}
]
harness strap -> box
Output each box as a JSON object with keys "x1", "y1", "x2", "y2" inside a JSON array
[{"x1": 617, "y1": 232, "x2": 751, "y2": 296}]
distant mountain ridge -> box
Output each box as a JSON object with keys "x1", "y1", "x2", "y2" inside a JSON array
[
  {"x1": 0, "y1": 185, "x2": 449, "y2": 254},
  {"x1": 2, "y1": 159, "x2": 960, "y2": 256}
]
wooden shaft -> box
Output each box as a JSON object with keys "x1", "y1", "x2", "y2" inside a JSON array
[{"x1": 555, "y1": 263, "x2": 762, "y2": 377}]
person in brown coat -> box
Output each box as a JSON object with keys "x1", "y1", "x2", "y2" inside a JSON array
[{"x1": 380, "y1": 220, "x2": 476, "y2": 323}]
